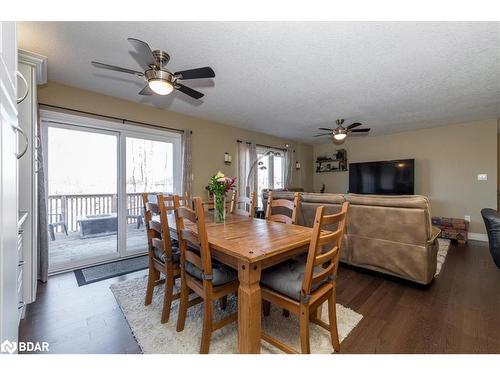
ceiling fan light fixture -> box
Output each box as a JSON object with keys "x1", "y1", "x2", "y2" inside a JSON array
[
  {"x1": 148, "y1": 79, "x2": 174, "y2": 95},
  {"x1": 333, "y1": 129, "x2": 347, "y2": 141}
]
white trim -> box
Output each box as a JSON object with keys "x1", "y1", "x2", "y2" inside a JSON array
[
  {"x1": 18, "y1": 49, "x2": 48, "y2": 84},
  {"x1": 468, "y1": 232, "x2": 488, "y2": 242}
]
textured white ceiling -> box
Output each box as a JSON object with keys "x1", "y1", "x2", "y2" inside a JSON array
[{"x1": 18, "y1": 22, "x2": 500, "y2": 143}]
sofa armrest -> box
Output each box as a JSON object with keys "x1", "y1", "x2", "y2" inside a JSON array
[{"x1": 427, "y1": 226, "x2": 441, "y2": 245}]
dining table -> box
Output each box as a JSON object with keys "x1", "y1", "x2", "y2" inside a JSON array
[{"x1": 166, "y1": 212, "x2": 315, "y2": 353}]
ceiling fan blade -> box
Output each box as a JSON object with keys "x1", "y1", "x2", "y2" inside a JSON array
[
  {"x1": 127, "y1": 38, "x2": 156, "y2": 69},
  {"x1": 318, "y1": 127, "x2": 334, "y2": 131},
  {"x1": 314, "y1": 133, "x2": 332, "y2": 137},
  {"x1": 175, "y1": 67, "x2": 215, "y2": 80},
  {"x1": 347, "y1": 122, "x2": 362, "y2": 130},
  {"x1": 350, "y1": 128, "x2": 370, "y2": 133},
  {"x1": 91, "y1": 61, "x2": 143, "y2": 76},
  {"x1": 138, "y1": 85, "x2": 153, "y2": 96},
  {"x1": 175, "y1": 83, "x2": 204, "y2": 99}
]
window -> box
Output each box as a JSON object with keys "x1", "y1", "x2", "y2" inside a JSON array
[{"x1": 256, "y1": 146, "x2": 286, "y2": 207}]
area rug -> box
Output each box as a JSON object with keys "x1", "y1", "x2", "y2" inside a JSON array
[
  {"x1": 110, "y1": 276, "x2": 363, "y2": 354},
  {"x1": 74, "y1": 255, "x2": 148, "y2": 286},
  {"x1": 435, "y1": 238, "x2": 451, "y2": 277}
]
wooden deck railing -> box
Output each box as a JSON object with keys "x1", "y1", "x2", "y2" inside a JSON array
[{"x1": 47, "y1": 193, "x2": 144, "y2": 232}]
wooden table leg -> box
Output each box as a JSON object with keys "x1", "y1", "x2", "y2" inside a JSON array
[{"x1": 237, "y1": 260, "x2": 261, "y2": 353}]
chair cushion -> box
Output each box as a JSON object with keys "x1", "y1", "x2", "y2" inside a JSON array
[
  {"x1": 260, "y1": 258, "x2": 327, "y2": 301},
  {"x1": 184, "y1": 260, "x2": 237, "y2": 286},
  {"x1": 153, "y1": 245, "x2": 180, "y2": 264}
]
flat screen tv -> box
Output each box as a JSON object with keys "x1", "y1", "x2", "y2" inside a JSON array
[{"x1": 348, "y1": 159, "x2": 415, "y2": 195}]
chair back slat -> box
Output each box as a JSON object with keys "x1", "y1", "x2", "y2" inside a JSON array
[
  {"x1": 180, "y1": 228, "x2": 200, "y2": 249},
  {"x1": 266, "y1": 191, "x2": 300, "y2": 224},
  {"x1": 271, "y1": 198, "x2": 295, "y2": 210},
  {"x1": 185, "y1": 248, "x2": 203, "y2": 269},
  {"x1": 317, "y1": 228, "x2": 343, "y2": 246},
  {"x1": 310, "y1": 263, "x2": 335, "y2": 285},
  {"x1": 146, "y1": 202, "x2": 160, "y2": 215},
  {"x1": 314, "y1": 246, "x2": 338, "y2": 266},
  {"x1": 151, "y1": 237, "x2": 164, "y2": 252},
  {"x1": 174, "y1": 196, "x2": 213, "y2": 279},
  {"x1": 149, "y1": 219, "x2": 162, "y2": 235},
  {"x1": 268, "y1": 214, "x2": 293, "y2": 224},
  {"x1": 177, "y1": 206, "x2": 198, "y2": 224},
  {"x1": 301, "y1": 202, "x2": 349, "y2": 297}
]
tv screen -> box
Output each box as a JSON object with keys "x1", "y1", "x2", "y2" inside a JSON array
[{"x1": 349, "y1": 159, "x2": 415, "y2": 195}]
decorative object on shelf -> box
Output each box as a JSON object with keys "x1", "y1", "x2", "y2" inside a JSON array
[
  {"x1": 315, "y1": 148, "x2": 347, "y2": 173},
  {"x1": 320, "y1": 184, "x2": 326, "y2": 193},
  {"x1": 314, "y1": 119, "x2": 371, "y2": 143},
  {"x1": 224, "y1": 152, "x2": 232, "y2": 165},
  {"x1": 295, "y1": 161, "x2": 301, "y2": 170},
  {"x1": 207, "y1": 172, "x2": 236, "y2": 223}
]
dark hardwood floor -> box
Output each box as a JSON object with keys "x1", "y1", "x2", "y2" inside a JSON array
[{"x1": 19, "y1": 240, "x2": 500, "y2": 354}]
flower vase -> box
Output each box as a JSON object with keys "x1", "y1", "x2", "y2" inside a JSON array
[{"x1": 213, "y1": 193, "x2": 226, "y2": 223}]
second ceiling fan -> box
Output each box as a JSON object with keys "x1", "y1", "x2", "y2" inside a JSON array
[
  {"x1": 91, "y1": 38, "x2": 215, "y2": 100},
  {"x1": 315, "y1": 119, "x2": 370, "y2": 142}
]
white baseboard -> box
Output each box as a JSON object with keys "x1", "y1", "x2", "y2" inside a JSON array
[{"x1": 468, "y1": 232, "x2": 488, "y2": 242}]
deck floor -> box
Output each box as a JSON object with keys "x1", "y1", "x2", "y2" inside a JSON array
[{"x1": 49, "y1": 224, "x2": 147, "y2": 270}]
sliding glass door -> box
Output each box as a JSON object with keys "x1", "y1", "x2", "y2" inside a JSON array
[
  {"x1": 125, "y1": 135, "x2": 176, "y2": 254},
  {"x1": 46, "y1": 124, "x2": 119, "y2": 272},
  {"x1": 43, "y1": 112, "x2": 181, "y2": 273}
]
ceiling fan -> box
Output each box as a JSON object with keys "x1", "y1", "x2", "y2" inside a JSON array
[
  {"x1": 91, "y1": 38, "x2": 215, "y2": 100},
  {"x1": 315, "y1": 119, "x2": 371, "y2": 142}
]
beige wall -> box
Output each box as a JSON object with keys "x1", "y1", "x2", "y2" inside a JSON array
[
  {"x1": 314, "y1": 119, "x2": 498, "y2": 234},
  {"x1": 38, "y1": 81, "x2": 314, "y2": 200}
]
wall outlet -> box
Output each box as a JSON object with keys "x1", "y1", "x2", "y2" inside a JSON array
[
  {"x1": 477, "y1": 174, "x2": 488, "y2": 181},
  {"x1": 464, "y1": 215, "x2": 471, "y2": 222}
]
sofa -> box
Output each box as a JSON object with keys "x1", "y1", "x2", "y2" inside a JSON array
[{"x1": 262, "y1": 191, "x2": 441, "y2": 285}]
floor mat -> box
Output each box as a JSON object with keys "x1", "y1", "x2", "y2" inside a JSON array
[{"x1": 74, "y1": 255, "x2": 148, "y2": 286}]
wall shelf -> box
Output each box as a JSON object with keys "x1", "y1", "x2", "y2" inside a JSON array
[
  {"x1": 316, "y1": 169, "x2": 348, "y2": 174},
  {"x1": 315, "y1": 148, "x2": 347, "y2": 173}
]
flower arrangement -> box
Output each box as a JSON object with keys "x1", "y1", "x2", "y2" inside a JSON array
[
  {"x1": 206, "y1": 171, "x2": 236, "y2": 195},
  {"x1": 206, "y1": 172, "x2": 236, "y2": 223}
]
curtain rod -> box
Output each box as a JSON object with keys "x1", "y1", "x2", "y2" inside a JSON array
[
  {"x1": 39, "y1": 103, "x2": 188, "y2": 134},
  {"x1": 237, "y1": 139, "x2": 289, "y2": 152}
]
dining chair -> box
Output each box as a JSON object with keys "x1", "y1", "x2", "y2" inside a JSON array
[
  {"x1": 232, "y1": 191, "x2": 257, "y2": 218},
  {"x1": 142, "y1": 193, "x2": 181, "y2": 324},
  {"x1": 260, "y1": 202, "x2": 349, "y2": 354},
  {"x1": 174, "y1": 196, "x2": 239, "y2": 353},
  {"x1": 265, "y1": 191, "x2": 300, "y2": 224}
]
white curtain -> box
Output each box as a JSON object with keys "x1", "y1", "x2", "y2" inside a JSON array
[
  {"x1": 249, "y1": 143, "x2": 258, "y2": 196},
  {"x1": 284, "y1": 149, "x2": 294, "y2": 188},
  {"x1": 37, "y1": 107, "x2": 49, "y2": 282},
  {"x1": 237, "y1": 141, "x2": 258, "y2": 197},
  {"x1": 181, "y1": 129, "x2": 193, "y2": 198}
]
